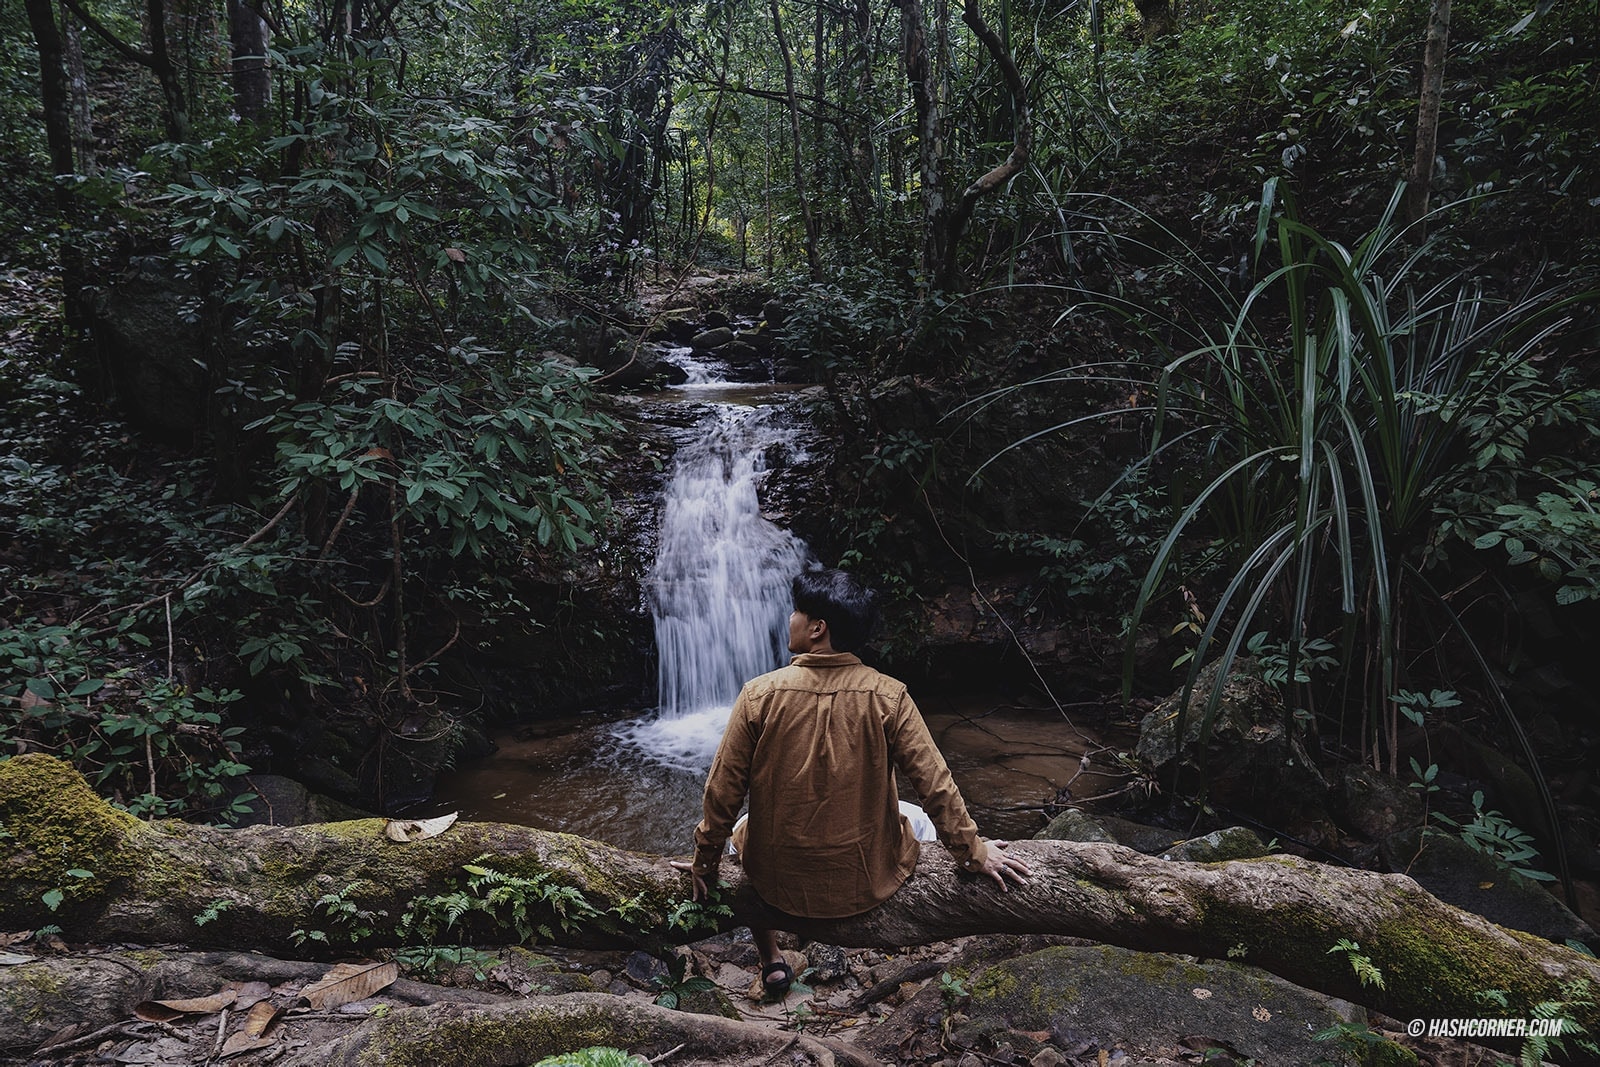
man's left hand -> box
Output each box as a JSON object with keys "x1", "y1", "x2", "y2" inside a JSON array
[{"x1": 974, "y1": 840, "x2": 1031, "y2": 891}]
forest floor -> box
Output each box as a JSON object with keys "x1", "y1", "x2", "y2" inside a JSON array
[{"x1": 2, "y1": 929, "x2": 1519, "y2": 1067}]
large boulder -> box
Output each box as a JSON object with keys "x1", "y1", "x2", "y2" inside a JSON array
[
  {"x1": 87, "y1": 257, "x2": 225, "y2": 435},
  {"x1": 942, "y1": 945, "x2": 1370, "y2": 1066},
  {"x1": 1380, "y1": 827, "x2": 1596, "y2": 947},
  {"x1": 1137, "y1": 660, "x2": 1329, "y2": 818}
]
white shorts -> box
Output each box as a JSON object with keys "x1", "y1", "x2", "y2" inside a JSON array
[{"x1": 727, "y1": 801, "x2": 938, "y2": 855}]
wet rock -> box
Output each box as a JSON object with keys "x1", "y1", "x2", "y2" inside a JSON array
[
  {"x1": 703, "y1": 309, "x2": 731, "y2": 329},
  {"x1": 1034, "y1": 809, "x2": 1117, "y2": 843},
  {"x1": 1159, "y1": 827, "x2": 1271, "y2": 862},
  {"x1": 949, "y1": 945, "x2": 1365, "y2": 1066},
  {"x1": 675, "y1": 984, "x2": 742, "y2": 1019},
  {"x1": 651, "y1": 307, "x2": 701, "y2": 343},
  {"x1": 1380, "y1": 827, "x2": 1595, "y2": 946},
  {"x1": 1137, "y1": 660, "x2": 1328, "y2": 817},
  {"x1": 1337, "y1": 764, "x2": 1424, "y2": 840},
  {"x1": 623, "y1": 950, "x2": 671, "y2": 987},
  {"x1": 590, "y1": 343, "x2": 691, "y2": 388},
  {"x1": 721, "y1": 339, "x2": 764, "y2": 364},
  {"x1": 761, "y1": 298, "x2": 787, "y2": 327},
  {"x1": 690, "y1": 326, "x2": 736, "y2": 351},
  {"x1": 806, "y1": 944, "x2": 849, "y2": 982},
  {"x1": 232, "y1": 775, "x2": 371, "y2": 827},
  {"x1": 1093, "y1": 814, "x2": 1187, "y2": 854}
]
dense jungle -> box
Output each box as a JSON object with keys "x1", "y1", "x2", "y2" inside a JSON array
[{"x1": 2, "y1": 0, "x2": 1599, "y2": 1062}]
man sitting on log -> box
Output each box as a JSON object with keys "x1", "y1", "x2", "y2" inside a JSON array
[{"x1": 673, "y1": 567, "x2": 1030, "y2": 997}]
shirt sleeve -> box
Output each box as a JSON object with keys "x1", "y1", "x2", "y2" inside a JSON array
[
  {"x1": 692, "y1": 685, "x2": 759, "y2": 878},
  {"x1": 888, "y1": 690, "x2": 991, "y2": 873}
]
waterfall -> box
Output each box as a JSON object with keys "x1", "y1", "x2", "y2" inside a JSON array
[{"x1": 617, "y1": 405, "x2": 812, "y2": 772}]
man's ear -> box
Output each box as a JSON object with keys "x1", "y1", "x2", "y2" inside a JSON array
[{"x1": 812, "y1": 617, "x2": 828, "y2": 640}]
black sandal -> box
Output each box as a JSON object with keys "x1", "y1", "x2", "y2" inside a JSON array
[{"x1": 761, "y1": 960, "x2": 794, "y2": 998}]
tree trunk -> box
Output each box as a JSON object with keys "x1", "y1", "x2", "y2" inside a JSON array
[
  {"x1": 62, "y1": 0, "x2": 96, "y2": 175},
  {"x1": 23, "y1": 0, "x2": 75, "y2": 203},
  {"x1": 1408, "y1": 0, "x2": 1451, "y2": 223},
  {"x1": 145, "y1": 0, "x2": 192, "y2": 140},
  {"x1": 5, "y1": 755, "x2": 1599, "y2": 1035},
  {"x1": 769, "y1": 0, "x2": 821, "y2": 280},
  {"x1": 901, "y1": 0, "x2": 944, "y2": 281},
  {"x1": 227, "y1": 0, "x2": 271, "y2": 121},
  {"x1": 58, "y1": 0, "x2": 191, "y2": 142},
  {"x1": 937, "y1": 0, "x2": 1030, "y2": 291}
]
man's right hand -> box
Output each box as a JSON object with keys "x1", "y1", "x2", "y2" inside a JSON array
[
  {"x1": 669, "y1": 859, "x2": 712, "y2": 901},
  {"x1": 973, "y1": 840, "x2": 1031, "y2": 891}
]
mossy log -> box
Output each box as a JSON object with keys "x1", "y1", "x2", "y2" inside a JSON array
[
  {"x1": 287, "y1": 993, "x2": 877, "y2": 1067},
  {"x1": 6, "y1": 754, "x2": 1599, "y2": 1034},
  {"x1": 0, "y1": 950, "x2": 870, "y2": 1066}
]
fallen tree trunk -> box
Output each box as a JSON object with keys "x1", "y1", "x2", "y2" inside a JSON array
[
  {"x1": 5, "y1": 754, "x2": 1598, "y2": 1033},
  {"x1": 0, "y1": 950, "x2": 872, "y2": 1067}
]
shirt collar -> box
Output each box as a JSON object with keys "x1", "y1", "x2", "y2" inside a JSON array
[{"x1": 790, "y1": 652, "x2": 862, "y2": 668}]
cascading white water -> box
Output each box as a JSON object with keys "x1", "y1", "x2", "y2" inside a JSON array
[{"x1": 616, "y1": 405, "x2": 812, "y2": 772}]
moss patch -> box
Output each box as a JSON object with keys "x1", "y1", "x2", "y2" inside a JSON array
[
  {"x1": 346, "y1": 1001, "x2": 651, "y2": 1067},
  {"x1": 0, "y1": 755, "x2": 140, "y2": 925},
  {"x1": 954, "y1": 945, "x2": 1364, "y2": 1065}
]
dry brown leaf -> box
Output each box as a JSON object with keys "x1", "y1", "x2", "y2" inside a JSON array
[
  {"x1": 241, "y1": 1000, "x2": 281, "y2": 1037},
  {"x1": 383, "y1": 811, "x2": 458, "y2": 842},
  {"x1": 301, "y1": 961, "x2": 398, "y2": 1010},
  {"x1": 133, "y1": 990, "x2": 237, "y2": 1020},
  {"x1": 222, "y1": 980, "x2": 273, "y2": 1011},
  {"x1": 220, "y1": 1033, "x2": 276, "y2": 1058},
  {"x1": 444, "y1": 247, "x2": 466, "y2": 263}
]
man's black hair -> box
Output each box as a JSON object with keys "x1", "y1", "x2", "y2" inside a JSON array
[{"x1": 792, "y1": 568, "x2": 878, "y2": 653}]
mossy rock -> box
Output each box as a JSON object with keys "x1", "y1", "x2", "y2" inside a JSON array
[
  {"x1": 1379, "y1": 827, "x2": 1595, "y2": 947},
  {"x1": 1159, "y1": 826, "x2": 1272, "y2": 863},
  {"x1": 0, "y1": 754, "x2": 140, "y2": 926},
  {"x1": 1034, "y1": 809, "x2": 1117, "y2": 843},
  {"x1": 956, "y1": 944, "x2": 1364, "y2": 1065}
]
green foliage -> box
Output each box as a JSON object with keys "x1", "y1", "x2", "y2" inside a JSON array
[
  {"x1": 992, "y1": 477, "x2": 1168, "y2": 617},
  {"x1": 1245, "y1": 632, "x2": 1337, "y2": 691},
  {"x1": 664, "y1": 889, "x2": 732, "y2": 934},
  {"x1": 394, "y1": 945, "x2": 501, "y2": 981},
  {"x1": 1311, "y1": 1020, "x2": 1411, "y2": 1067},
  {"x1": 1506, "y1": 978, "x2": 1600, "y2": 1067},
  {"x1": 399, "y1": 857, "x2": 601, "y2": 946},
  {"x1": 1432, "y1": 790, "x2": 1553, "y2": 882},
  {"x1": 649, "y1": 952, "x2": 716, "y2": 1010},
  {"x1": 292, "y1": 881, "x2": 389, "y2": 947},
  {"x1": 535, "y1": 1048, "x2": 646, "y2": 1067},
  {"x1": 253, "y1": 361, "x2": 615, "y2": 560},
  {"x1": 193, "y1": 899, "x2": 233, "y2": 927},
  {"x1": 1392, "y1": 688, "x2": 1461, "y2": 728},
  {"x1": 0, "y1": 620, "x2": 255, "y2": 821},
  {"x1": 1115, "y1": 180, "x2": 1588, "y2": 794},
  {"x1": 938, "y1": 971, "x2": 970, "y2": 1005},
  {"x1": 1327, "y1": 938, "x2": 1385, "y2": 990},
  {"x1": 40, "y1": 867, "x2": 94, "y2": 913}
]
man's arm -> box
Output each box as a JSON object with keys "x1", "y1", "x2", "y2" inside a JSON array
[
  {"x1": 686, "y1": 687, "x2": 759, "y2": 894},
  {"x1": 889, "y1": 690, "x2": 1030, "y2": 890}
]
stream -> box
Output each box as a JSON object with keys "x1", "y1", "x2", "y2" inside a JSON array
[{"x1": 422, "y1": 348, "x2": 1119, "y2": 853}]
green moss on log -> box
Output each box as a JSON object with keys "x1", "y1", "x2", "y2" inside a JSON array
[
  {"x1": 342, "y1": 1002, "x2": 650, "y2": 1067},
  {"x1": 0, "y1": 754, "x2": 140, "y2": 925}
]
